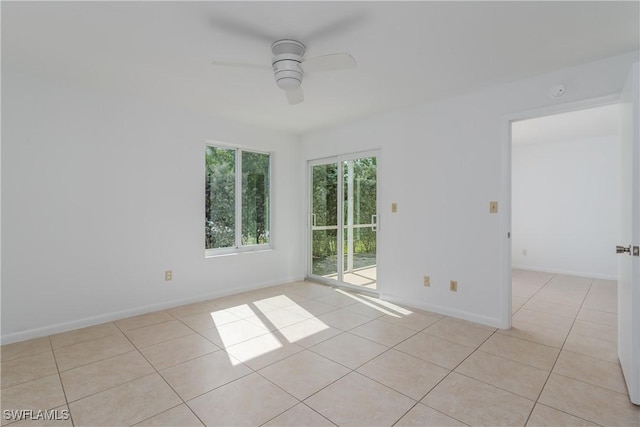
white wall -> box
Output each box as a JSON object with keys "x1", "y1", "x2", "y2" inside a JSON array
[
  {"x1": 300, "y1": 52, "x2": 638, "y2": 327},
  {"x1": 3, "y1": 52, "x2": 638, "y2": 342},
  {"x1": 512, "y1": 135, "x2": 619, "y2": 279},
  {"x1": 1, "y1": 68, "x2": 304, "y2": 343}
]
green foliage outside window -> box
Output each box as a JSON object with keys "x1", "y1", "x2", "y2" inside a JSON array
[
  {"x1": 242, "y1": 151, "x2": 270, "y2": 245},
  {"x1": 311, "y1": 158, "x2": 377, "y2": 274},
  {"x1": 205, "y1": 146, "x2": 270, "y2": 251}
]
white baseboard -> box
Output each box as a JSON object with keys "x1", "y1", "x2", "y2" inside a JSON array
[
  {"x1": 0, "y1": 275, "x2": 305, "y2": 345},
  {"x1": 511, "y1": 265, "x2": 616, "y2": 281},
  {"x1": 380, "y1": 293, "x2": 505, "y2": 329}
]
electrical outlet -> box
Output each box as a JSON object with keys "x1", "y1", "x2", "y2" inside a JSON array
[
  {"x1": 391, "y1": 203, "x2": 398, "y2": 213},
  {"x1": 423, "y1": 275, "x2": 430, "y2": 287},
  {"x1": 165, "y1": 270, "x2": 173, "y2": 281},
  {"x1": 489, "y1": 201, "x2": 498, "y2": 214},
  {"x1": 450, "y1": 280, "x2": 458, "y2": 292}
]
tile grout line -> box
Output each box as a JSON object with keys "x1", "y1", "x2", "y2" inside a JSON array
[
  {"x1": 428, "y1": 272, "x2": 566, "y2": 426},
  {"x1": 305, "y1": 332, "x2": 390, "y2": 369},
  {"x1": 449, "y1": 349, "x2": 553, "y2": 401},
  {"x1": 258, "y1": 401, "x2": 338, "y2": 427},
  {"x1": 250, "y1": 300, "x2": 397, "y2": 422},
  {"x1": 6, "y1": 278, "x2": 621, "y2": 427},
  {"x1": 517, "y1": 271, "x2": 563, "y2": 427},
  {"x1": 50, "y1": 284, "x2": 490, "y2": 424},
  {"x1": 4, "y1": 284, "x2": 398, "y2": 427},
  {"x1": 314, "y1": 315, "x2": 446, "y2": 417},
  {"x1": 530, "y1": 402, "x2": 607, "y2": 427},
  {"x1": 111, "y1": 320, "x2": 207, "y2": 427},
  {"x1": 550, "y1": 370, "x2": 630, "y2": 398},
  {"x1": 152, "y1": 302, "x2": 308, "y2": 423},
  {"x1": 521, "y1": 276, "x2": 597, "y2": 427},
  {"x1": 0, "y1": 355, "x2": 60, "y2": 390},
  {"x1": 41, "y1": 346, "x2": 145, "y2": 389},
  {"x1": 389, "y1": 345, "x2": 492, "y2": 425},
  {"x1": 47, "y1": 335, "x2": 76, "y2": 427},
  {"x1": 386, "y1": 317, "x2": 491, "y2": 427},
  {"x1": 499, "y1": 273, "x2": 578, "y2": 352},
  {"x1": 512, "y1": 272, "x2": 558, "y2": 316},
  {"x1": 252, "y1": 355, "x2": 349, "y2": 426},
  {"x1": 392, "y1": 272, "x2": 578, "y2": 426},
  {"x1": 117, "y1": 316, "x2": 179, "y2": 334},
  {"x1": 73, "y1": 289, "x2": 341, "y2": 419},
  {"x1": 127, "y1": 307, "x2": 311, "y2": 424},
  {"x1": 53, "y1": 345, "x2": 139, "y2": 376},
  {"x1": 1, "y1": 337, "x2": 67, "y2": 427},
  {"x1": 256, "y1": 296, "x2": 430, "y2": 426},
  {"x1": 0, "y1": 345, "x2": 53, "y2": 363},
  {"x1": 48, "y1": 325, "x2": 124, "y2": 352}
]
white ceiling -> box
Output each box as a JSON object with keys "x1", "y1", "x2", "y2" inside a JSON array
[
  {"x1": 512, "y1": 104, "x2": 620, "y2": 146},
  {"x1": 3, "y1": 1, "x2": 639, "y2": 134}
]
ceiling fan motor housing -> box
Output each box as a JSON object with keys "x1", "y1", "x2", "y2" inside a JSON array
[{"x1": 271, "y1": 40, "x2": 305, "y2": 90}]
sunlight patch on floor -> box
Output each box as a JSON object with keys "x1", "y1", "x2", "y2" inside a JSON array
[
  {"x1": 335, "y1": 288, "x2": 412, "y2": 317},
  {"x1": 211, "y1": 294, "x2": 331, "y2": 365}
]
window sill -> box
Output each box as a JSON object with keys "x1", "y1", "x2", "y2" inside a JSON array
[{"x1": 205, "y1": 245, "x2": 273, "y2": 258}]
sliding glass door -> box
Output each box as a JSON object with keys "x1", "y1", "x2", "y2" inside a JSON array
[
  {"x1": 309, "y1": 152, "x2": 378, "y2": 291},
  {"x1": 310, "y1": 162, "x2": 339, "y2": 278},
  {"x1": 342, "y1": 157, "x2": 377, "y2": 288}
]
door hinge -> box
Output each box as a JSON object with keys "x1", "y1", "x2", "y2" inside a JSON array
[{"x1": 507, "y1": 232, "x2": 511, "y2": 239}]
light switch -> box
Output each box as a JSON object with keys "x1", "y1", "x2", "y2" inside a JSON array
[
  {"x1": 489, "y1": 201, "x2": 498, "y2": 214},
  {"x1": 391, "y1": 203, "x2": 398, "y2": 213}
]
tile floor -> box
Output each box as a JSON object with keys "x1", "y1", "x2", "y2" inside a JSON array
[{"x1": 1, "y1": 270, "x2": 639, "y2": 426}]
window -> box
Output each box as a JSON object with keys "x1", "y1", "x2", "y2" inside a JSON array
[{"x1": 205, "y1": 145, "x2": 270, "y2": 254}]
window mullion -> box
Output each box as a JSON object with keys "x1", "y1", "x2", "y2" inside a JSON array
[{"x1": 235, "y1": 148, "x2": 243, "y2": 248}]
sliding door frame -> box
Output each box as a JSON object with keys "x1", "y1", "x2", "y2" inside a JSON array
[{"x1": 306, "y1": 150, "x2": 380, "y2": 295}]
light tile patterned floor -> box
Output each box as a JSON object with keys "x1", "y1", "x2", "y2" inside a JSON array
[{"x1": 1, "y1": 271, "x2": 639, "y2": 426}]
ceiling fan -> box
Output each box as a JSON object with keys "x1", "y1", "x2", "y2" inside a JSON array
[{"x1": 211, "y1": 39, "x2": 357, "y2": 105}]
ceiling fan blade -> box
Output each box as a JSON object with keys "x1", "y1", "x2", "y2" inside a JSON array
[
  {"x1": 302, "y1": 53, "x2": 356, "y2": 72},
  {"x1": 302, "y1": 13, "x2": 367, "y2": 43},
  {"x1": 208, "y1": 16, "x2": 275, "y2": 43},
  {"x1": 211, "y1": 60, "x2": 271, "y2": 70},
  {"x1": 286, "y1": 87, "x2": 304, "y2": 105}
]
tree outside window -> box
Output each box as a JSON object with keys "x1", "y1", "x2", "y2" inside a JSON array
[{"x1": 205, "y1": 146, "x2": 270, "y2": 253}]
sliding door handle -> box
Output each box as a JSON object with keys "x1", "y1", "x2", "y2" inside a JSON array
[{"x1": 616, "y1": 245, "x2": 631, "y2": 254}]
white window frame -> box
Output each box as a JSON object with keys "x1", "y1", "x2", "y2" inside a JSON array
[{"x1": 205, "y1": 142, "x2": 272, "y2": 257}]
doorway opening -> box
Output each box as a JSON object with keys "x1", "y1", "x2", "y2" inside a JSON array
[
  {"x1": 509, "y1": 103, "x2": 620, "y2": 313},
  {"x1": 503, "y1": 68, "x2": 640, "y2": 404}
]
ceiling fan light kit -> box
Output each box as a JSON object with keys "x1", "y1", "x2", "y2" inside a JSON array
[
  {"x1": 211, "y1": 38, "x2": 356, "y2": 105},
  {"x1": 272, "y1": 40, "x2": 305, "y2": 90}
]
